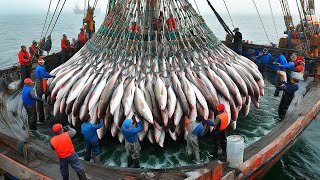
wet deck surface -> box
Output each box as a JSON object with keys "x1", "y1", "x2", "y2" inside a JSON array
[{"x1": 0, "y1": 78, "x2": 319, "y2": 179}]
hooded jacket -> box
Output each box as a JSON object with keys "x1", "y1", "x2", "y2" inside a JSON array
[{"x1": 121, "y1": 119, "x2": 142, "y2": 143}]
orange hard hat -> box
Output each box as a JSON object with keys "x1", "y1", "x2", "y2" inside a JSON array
[
  {"x1": 52, "y1": 124, "x2": 63, "y2": 133},
  {"x1": 38, "y1": 58, "x2": 45, "y2": 63},
  {"x1": 217, "y1": 104, "x2": 225, "y2": 111},
  {"x1": 24, "y1": 78, "x2": 34, "y2": 84}
]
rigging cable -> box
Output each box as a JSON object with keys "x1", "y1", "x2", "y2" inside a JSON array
[
  {"x1": 49, "y1": 0, "x2": 68, "y2": 35},
  {"x1": 84, "y1": 0, "x2": 87, "y2": 19},
  {"x1": 251, "y1": 0, "x2": 271, "y2": 43},
  {"x1": 193, "y1": 0, "x2": 201, "y2": 15},
  {"x1": 268, "y1": 0, "x2": 279, "y2": 39},
  {"x1": 222, "y1": 0, "x2": 235, "y2": 29},
  {"x1": 44, "y1": 0, "x2": 62, "y2": 37},
  {"x1": 40, "y1": 0, "x2": 53, "y2": 39}
]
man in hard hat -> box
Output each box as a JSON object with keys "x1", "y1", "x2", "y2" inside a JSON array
[
  {"x1": 50, "y1": 124, "x2": 87, "y2": 180},
  {"x1": 22, "y1": 78, "x2": 46, "y2": 130},
  {"x1": 206, "y1": 104, "x2": 229, "y2": 160},
  {"x1": 81, "y1": 118, "x2": 104, "y2": 163},
  {"x1": 18, "y1": 45, "x2": 31, "y2": 88},
  {"x1": 35, "y1": 58, "x2": 55, "y2": 123},
  {"x1": 185, "y1": 115, "x2": 205, "y2": 163},
  {"x1": 276, "y1": 75, "x2": 299, "y2": 121},
  {"x1": 121, "y1": 115, "x2": 142, "y2": 168}
]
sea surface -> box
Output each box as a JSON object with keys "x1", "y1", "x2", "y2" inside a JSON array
[{"x1": 1, "y1": 12, "x2": 320, "y2": 179}]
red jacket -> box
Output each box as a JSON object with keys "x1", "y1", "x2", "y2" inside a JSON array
[
  {"x1": 166, "y1": 17, "x2": 176, "y2": 32},
  {"x1": 61, "y1": 38, "x2": 70, "y2": 50},
  {"x1": 78, "y1": 32, "x2": 87, "y2": 44},
  {"x1": 29, "y1": 45, "x2": 37, "y2": 56},
  {"x1": 18, "y1": 50, "x2": 30, "y2": 66},
  {"x1": 217, "y1": 112, "x2": 228, "y2": 131}
]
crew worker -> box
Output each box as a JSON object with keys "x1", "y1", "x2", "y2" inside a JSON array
[
  {"x1": 84, "y1": 7, "x2": 95, "y2": 39},
  {"x1": 276, "y1": 77, "x2": 299, "y2": 121},
  {"x1": 78, "y1": 28, "x2": 87, "y2": 49},
  {"x1": 166, "y1": 14, "x2": 177, "y2": 40},
  {"x1": 35, "y1": 58, "x2": 55, "y2": 122},
  {"x1": 131, "y1": 22, "x2": 141, "y2": 33},
  {"x1": 22, "y1": 78, "x2": 45, "y2": 131},
  {"x1": 206, "y1": 104, "x2": 228, "y2": 160},
  {"x1": 273, "y1": 53, "x2": 288, "y2": 96},
  {"x1": 81, "y1": 119, "x2": 104, "y2": 163},
  {"x1": 61, "y1": 34, "x2": 71, "y2": 64},
  {"x1": 50, "y1": 124, "x2": 87, "y2": 180},
  {"x1": 29, "y1": 40, "x2": 41, "y2": 60},
  {"x1": 18, "y1": 45, "x2": 31, "y2": 88},
  {"x1": 185, "y1": 116, "x2": 204, "y2": 163},
  {"x1": 42, "y1": 35, "x2": 52, "y2": 55},
  {"x1": 233, "y1": 28, "x2": 243, "y2": 55},
  {"x1": 121, "y1": 115, "x2": 142, "y2": 168},
  {"x1": 254, "y1": 48, "x2": 273, "y2": 73}
]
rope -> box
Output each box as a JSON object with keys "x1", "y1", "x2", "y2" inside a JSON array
[
  {"x1": 268, "y1": 0, "x2": 279, "y2": 39},
  {"x1": 44, "y1": 0, "x2": 62, "y2": 37},
  {"x1": 193, "y1": 0, "x2": 201, "y2": 15},
  {"x1": 84, "y1": 0, "x2": 87, "y2": 19},
  {"x1": 40, "y1": 0, "x2": 53, "y2": 39},
  {"x1": 222, "y1": 0, "x2": 235, "y2": 29},
  {"x1": 252, "y1": 0, "x2": 271, "y2": 43},
  {"x1": 49, "y1": 0, "x2": 68, "y2": 35}
]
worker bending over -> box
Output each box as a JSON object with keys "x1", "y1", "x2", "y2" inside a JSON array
[
  {"x1": 121, "y1": 115, "x2": 142, "y2": 168},
  {"x1": 81, "y1": 119, "x2": 104, "y2": 163},
  {"x1": 22, "y1": 78, "x2": 46, "y2": 131},
  {"x1": 50, "y1": 124, "x2": 87, "y2": 180},
  {"x1": 35, "y1": 58, "x2": 55, "y2": 123},
  {"x1": 277, "y1": 76, "x2": 299, "y2": 121}
]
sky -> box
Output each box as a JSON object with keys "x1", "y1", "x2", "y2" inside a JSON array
[{"x1": 0, "y1": 0, "x2": 314, "y2": 15}]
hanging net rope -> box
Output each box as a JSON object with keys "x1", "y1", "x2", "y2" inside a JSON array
[{"x1": 48, "y1": 0, "x2": 265, "y2": 146}]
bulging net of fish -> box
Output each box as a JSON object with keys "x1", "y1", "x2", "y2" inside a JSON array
[{"x1": 47, "y1": 0, "x2": 264, "y2": 147}]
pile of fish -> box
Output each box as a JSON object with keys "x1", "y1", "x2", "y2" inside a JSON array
[{"x1": 47, "y1": 0, "x2": 264, "y2": 147}]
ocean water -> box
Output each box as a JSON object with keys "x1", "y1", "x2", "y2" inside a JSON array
[{"x1": 1, "y1": 11, "x2": 320, "y2": 178}]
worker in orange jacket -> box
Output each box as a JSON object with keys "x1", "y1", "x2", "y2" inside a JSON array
[
  {"x1": 61, "y1": 34, "x2": 71, "y2": 64},
  {"x1": 78, "y1": 28, "x2": 87, "y2": 49},
  {"x1": 165, "y1": 14, "x2": 177, "y2": 40},
  {"x1": 50, "y1": 124, "x2": 87, "y2": 180},
  {"x1": 18, "y1": 45, "x2": 32, "y2": 88}
]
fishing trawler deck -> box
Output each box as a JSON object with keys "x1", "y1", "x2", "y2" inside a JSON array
[{"x1": 0, "y1": 53, "x2": 319, "y2": 179}]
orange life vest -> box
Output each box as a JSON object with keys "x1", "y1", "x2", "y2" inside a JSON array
[
  {"x1": 50, "y1": 132, "x2": 75, "y2": 158},
  {"x1": 217, "y1": 112, "x2": 228, "y2": 131}
]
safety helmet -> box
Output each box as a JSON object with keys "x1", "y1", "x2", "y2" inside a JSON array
[
  {"x1": 24, "y1": 78, "x2": 34, "y2": 84},
  {"x1": 217, "y1": 104, "x2": 225, "y2": 111},
  {"x1": 52, "y1": 124, "x2": 63, "y2": 133}
]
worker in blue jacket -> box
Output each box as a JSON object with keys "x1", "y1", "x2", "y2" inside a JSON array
[
  {"x1": 22, "y1": 78, "x2": 46, "y2": 131},
  {"x1": 81, "y1": 119, "x2": 104, "y2": 163},
  {"x1": 185, "y1": 116, "x2": 204, "y2": 163},
  {"x1": 273, "y1": 52, "x2": 289, "y2": 96},
  {"x1": 277, "y1": 76, "x2": 299, "y2": 121},
  {"x1": 35, "y1": 58, "x2": 55, "y2": 122},
  {"x1": 254, "y1": 48, "x2": 273, "y2": 74},
  {"x1": 121, "y1": 115, "x2": 142, "y2": 168}
]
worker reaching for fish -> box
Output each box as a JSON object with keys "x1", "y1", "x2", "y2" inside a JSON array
[
  {"x1": 50, "y1": 124, "x2": 87, "y2": 180},
  {"x1": 121, "y1": 115, "x2": 142, "y2": 168},
  {"x1": 185, "y1": 116, "x2": 205, "y2": 163},
  {"x1": 276, "y1": 72, "x2": 299, "y2": 121},
  {"x1": 205, "y1": 104, "x2": 229, "y2": 161},
  {"x1": 22, "y1": 78, "x2": 46, "y2": 131},
  {"x1": 81, "y1": 118, "x2": 104, "y2": 163},
  {"x1": 35, "y1": 58, "x2": 55, "y2": 123}
]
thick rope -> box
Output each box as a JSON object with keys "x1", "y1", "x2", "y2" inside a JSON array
[
  {"x1": 49, "y1": 0, "x2": 68, "y2": 35},
  {"x1": 40, "y1": 0, "x2": 53, "y2": 39},
  {"x1": 268, "y1": 0, "x2": 279, "y2": 39},
  {"x1": 222, "y1": 0, "x2": 235, "y2": 29},
  {"x1": 44, "y1": 0, "x2": 62, "y2": 37},
  {"x1": 252, "y1": 0, "x2": 271, "y2": 43},
  {"x1": 193, "y1": 0, "x2": 201, "y2": 15}
]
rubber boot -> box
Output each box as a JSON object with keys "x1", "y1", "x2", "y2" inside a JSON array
[
  {"x1": 133, "y1": 158, "x2": 140, "y2": 168},
  {"x1": 127, "y1": 156, "x2": 133, "y2": 168},
  {"x1": 77, "y1": 170, "x2": 87, "y2": 180},
  {"x1": 93, "y1": 155, "x2": 100, "y2": 163},
  {"x1": 195, "y1": 152, "x2": 201, "y2": 164}
]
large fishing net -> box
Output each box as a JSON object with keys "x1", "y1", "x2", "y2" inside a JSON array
[{"x1": 48, "y1": 0, "x2": 264, "y2": 147}]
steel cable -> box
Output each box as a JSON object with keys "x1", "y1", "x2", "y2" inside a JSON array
[{"x1": 252, "y1": 0, "x2": 271, "y2": 43}]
